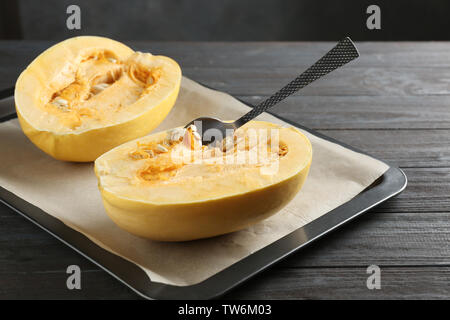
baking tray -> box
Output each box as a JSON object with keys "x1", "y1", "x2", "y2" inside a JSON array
[{"x1": 0, "y1": 85, "x2": 407, "y2": 299}]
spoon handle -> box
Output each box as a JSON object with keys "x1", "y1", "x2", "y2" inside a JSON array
[{"x1": 235, "y1": 37, "x2": 359, "y2": 127}]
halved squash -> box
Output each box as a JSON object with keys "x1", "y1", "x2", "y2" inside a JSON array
[
  {"x1": 95, "y1": 121, "x2": 312, "y2": 241},
  {"x1": 15, "y1": 36, "x2": 181, "y2": 162}
]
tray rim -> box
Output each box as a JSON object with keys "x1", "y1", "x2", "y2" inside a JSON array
[{"x1": 0, "y1": 86, "x2": 407, "y2": 299}]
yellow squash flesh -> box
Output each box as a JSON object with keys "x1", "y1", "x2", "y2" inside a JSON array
[
  {"x1": 15, "y1": 36, "x2": 181, "y2": 162},
  {"x1": 95, "y1": 121, "x2": 312, "y2": 241}
]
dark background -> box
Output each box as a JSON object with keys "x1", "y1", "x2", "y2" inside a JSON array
[{"x1": 1, "y1": 0, "x2": 449, "y2": 41}]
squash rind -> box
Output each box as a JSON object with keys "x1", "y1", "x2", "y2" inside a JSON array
[
  {"x1": 14, "y1": 36, "x2": 181, "y2": 162},
  {"x1": 99, "y1": 165, "x2": 309, "y2": 241},
  {"x1": 95, "y1": 121, "x2": 312, "y2": 241}
]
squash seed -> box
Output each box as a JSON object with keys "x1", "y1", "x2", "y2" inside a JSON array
[
  {"x1": 193, "y1": 131, "x2": 201, "y2": 141},
  {"x1": 54, "y1": 98, "x2": 68, "y2": 106},
  {"x1": 156, "y1": 144, "x2": 168, "y2": 153},
  {"x1": 168, "y1": 128, "x2": 186, "y2": 142},
  {"x1": 92, "y1": 83, "x2": 110, "y2": 93}
]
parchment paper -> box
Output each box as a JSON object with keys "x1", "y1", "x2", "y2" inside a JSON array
[{"x1": 0, "y1": 77, "x2": 389, "y2": 286}]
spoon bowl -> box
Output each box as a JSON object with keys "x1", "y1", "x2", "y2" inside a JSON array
[{"x1": 184, "y1": 116, "x2": 239, "y2": 146}]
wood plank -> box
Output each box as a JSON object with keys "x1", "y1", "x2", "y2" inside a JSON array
[
  {"x1": 277, "y1": 209, "x2": 450, "y2": 268},
  {"x1": 238, "y1": 95, "x2": 450, "y2": 130},
  {"x1": 224, "y1": 266, "x2": 450, "y2": 299},
  {"x1": 0, "y1": 269, "x2": 137, "y2": 300},
  {"x1": 316, "y1": 130, "x2": 450, "y2": 168},
  {"x1": 1, "y1": 266, "x2": 448, "y2": 299},
  {"x1": 181, "y1": 66, "x2": 450, "y2": 96},
  {"x1": 2, "y1": 41, "x2": 450, "y2": 69},
  {"x1": 0, "y1": 215, "x2": 98, "y2": 273},
  {"x1": 130, "y1": 42, "x2": 450, "y2": 68},
  {"x1": 379, "y1": 168, "x2": 450, "y2": 213}
]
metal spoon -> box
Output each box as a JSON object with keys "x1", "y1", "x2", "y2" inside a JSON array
[{"x1": 185, "y1": 37, "x2": 359, "y2": 145}]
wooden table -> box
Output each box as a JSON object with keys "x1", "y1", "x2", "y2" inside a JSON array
[{"x1": 0, "y1": 41, "x2": 449, "y2": 299}]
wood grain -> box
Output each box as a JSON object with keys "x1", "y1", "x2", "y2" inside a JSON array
[
  {"x1": 223, "y1": 267, "x2": 450, "y2": 300},
  {"x1": 130, "y1": 42, "x2": 450, "y2": 68},
  {"x1": 2, "y1": 266, "x2": 448, "y2": 300},
  {"x1": 3, "y1": 41, "x2": 450, "y2": 69},
  {"x1": 316, "y1": 131, "x2": 450, "y2": 168},
  {"x1": 180, "y1": 66, "x2": 450, "y2": 96},
  {"x1": 239, "y1": 95, "x2": 450, "y2": 130}
]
